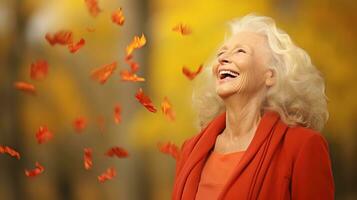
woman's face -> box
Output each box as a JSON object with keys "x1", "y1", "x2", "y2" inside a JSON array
[{"x1": 212, "y1": 31, "x2": 274, "y2": 99}]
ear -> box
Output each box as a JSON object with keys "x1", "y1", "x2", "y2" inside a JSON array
[{"x1": 265, "y1": 69, "x2": 275, "y2": 87}]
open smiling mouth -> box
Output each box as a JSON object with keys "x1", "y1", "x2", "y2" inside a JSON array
[{"x1": 219, "y1": 70, "x2": 240, "y2": 80}]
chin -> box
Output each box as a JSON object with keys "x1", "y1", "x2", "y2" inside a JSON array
[
  {"x1": 215, "y1": 86, "x2": 237, "y2": 99},
  {"x1": 215, "y1": 79, "x2": 242, "y2": 98}
]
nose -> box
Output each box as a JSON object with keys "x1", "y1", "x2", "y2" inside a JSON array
[{"x1": 218, "y1": 56, "x2": 231, "y2": 65}]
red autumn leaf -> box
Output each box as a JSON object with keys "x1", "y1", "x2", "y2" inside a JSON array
[
  {"x1": 161, "y1": 97, "x2": 175, "y2": 121},
  {"x1": 73, "y1": 116, "x2": 87, "y2": 133},
  {"x1": 135, "y1": 88, "x2": 157, "y2": 113},
  {"x1": 124, "y1": 54, "x2": 133, "y2": 62},
  {"x1": 0, "y1": 145, "x2": 21, "y2": 160},
  {"x1": 90, "y1": 62, "x2": 117, "y2": 84},
  {"x1": 123, "y1": 48, "x2": 141, "y2": 79},
  {"x1": 25, "y1": 162, "x2": 45, "y2": 177},
  {"x1": 84, "y1": 148, "x2": 93, "y2": 170},
  {"x1": 68, "y1": 38, "x2": 85, "y2": 53},
  {"x1": 157, "y1": 142, "x2": 180, "y2": 160},
  {"x1": 124, "y1": 54, "x2": 140, "y2": 73},
  {"x1": 98, "y1": 167, "x2": 116, "y2": 183},
  {"x1": 84, "y1": 0, "x2": 101, "y2": 17},
  {"x1": 114, "y1": 104, "x2": 121, "y2": 124},
  {"x1": 126, "y1": 33, "x2": 146, "y2": 56},
  {"x1": 172, "y1": 23, "x2": 192, "y2": 35},
  {"x1": 111, "y1": 7, "x2": 125, "y2": 26},
  {"x1": 129, "y1": 62, "x2": 139, "y2": 73},
  {"x1": 45, "y1": 30, "x2": 73, "y2": 46},
  {"x1": 182, "y1": 64, "x2": 203, "y2": 80},
  {"x1": 14, "y1": 81, "x2": 36, "y2": 95},
  {"x1": 124, "y1": 54, "x2": 133, "y2": 63},
  {"x1": 30, "y1": 59, "x2": 49, "y2": 81},
  {"x1": 105, "y1": 146, "x2": 129, "y2": 158},
  {"x1": 36, "y1": 126, "x2": 53, "y2": 144},
  {"x1": 119, "y1": 70, "x2": 145, "y2": 82}
]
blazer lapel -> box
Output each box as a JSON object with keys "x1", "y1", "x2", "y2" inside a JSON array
[
  {"x1": 174, "y1": 111, "x2": 285, "y2": 200},
  {"x1": 174, "y1": 112, "x2": 226, "y2": 200},
  {"x1": 247, "y1": 119, "x2": 288, "y2": 199},
  {"x1": 218, "y1": 112, "x2": 287, "y2": 199}
]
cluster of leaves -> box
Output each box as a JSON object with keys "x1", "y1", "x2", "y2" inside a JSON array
[{"x1": 5, "y1": 0, "x2": 204, "y2": 183}]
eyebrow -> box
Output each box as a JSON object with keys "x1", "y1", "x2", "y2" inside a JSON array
[{"x1": 218, "y1": 44, "x2": 252, "y2": 52}]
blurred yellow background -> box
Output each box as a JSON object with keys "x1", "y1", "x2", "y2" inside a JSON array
[{"x1": 0, "y1": 0, "x2": 356, "y2": 199}]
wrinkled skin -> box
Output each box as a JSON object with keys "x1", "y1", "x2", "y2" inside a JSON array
[{"x1": 211, "y1": 31, "x2": 275, "y2": 153}]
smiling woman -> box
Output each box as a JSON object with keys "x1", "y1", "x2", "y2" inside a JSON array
[
  {"x1": 194, "y1": 15, "x2": 328, "y2": 132},
  {"x1": 213, "y1": 31, "x2": 273, "y2": 100},
  {"x1": 172, "y1": 14, "x2": 334, "y2": 200}
]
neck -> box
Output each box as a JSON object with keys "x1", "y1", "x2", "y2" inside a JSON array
[{"x1": 222, "y1": 90, "x2": 266, "y2": 139}]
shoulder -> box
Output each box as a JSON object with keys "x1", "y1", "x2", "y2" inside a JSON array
[
  {"x1": 283, "y1": 125, "x2": 331, "y2": 162},
  {"x1": 285, "y1": 126, "x2": 329, "y2": 147},
  {"x1": 286, "y1": 126, "x2": 335, "y2": 199}
]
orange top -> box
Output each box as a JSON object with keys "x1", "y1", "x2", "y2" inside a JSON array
[{"x1": 195, "y1": 150, "x2": 245, "y2": 200}]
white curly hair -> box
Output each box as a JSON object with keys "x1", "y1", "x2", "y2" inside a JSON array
[{"x1": 192, "y1": 13, "x2": 329, "y2": 131}]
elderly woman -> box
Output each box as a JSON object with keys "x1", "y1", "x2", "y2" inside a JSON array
[{"x1": 172, "y1": 14, "x2": 335, "y2": 200}]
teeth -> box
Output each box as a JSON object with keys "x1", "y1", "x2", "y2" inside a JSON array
[{"x1": 219, "y1": 70, "x2": 239, "y2": 78}]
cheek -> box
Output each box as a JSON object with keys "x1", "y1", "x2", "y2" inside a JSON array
[
  {"x1": 235, "y1": 73, "x2": 249, "y2": 93},
  {"x1": 233, "y1": 56, "x2": 254, "y2": 73},
  {"x1": 236, "y1": 57, "x2": 266, "y2": 84},
  {"x1": 233, "y1": 67, "x2": 263, "y2": 93}
]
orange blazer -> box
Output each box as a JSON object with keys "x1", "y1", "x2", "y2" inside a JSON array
[{"x1": 172, "y1": 111, "x2": 335, "y2": 200}]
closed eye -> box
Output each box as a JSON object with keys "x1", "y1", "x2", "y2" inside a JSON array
[{"x1": 236, "y1": 49, "x2": 246, "y2": 53}]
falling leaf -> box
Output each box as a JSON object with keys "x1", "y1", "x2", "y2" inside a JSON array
[
  {"x1": 98, "y1": 167, "x2": 116, "y2": 183},
  {"x1": 124, "y1": 54, "x2": 133, "y2": 61},
  {"x1": 124, "y1": 55, "x2": 139, "y2": 73},
  {"x1": 119, "y1": 70, "x2": 145, "y2": 82},
  {"x1": 124, "y1": 54, "x2": 133, "y2": 64},
  {"x1": 157, "y1": 142, "x2": 180, "y2": 160},
  {"x1": 182, "y1": 64, "x2": 203, "y2": 80},
  {"x1": 36, "y1": 126, "x2": 53, "y2": 144},
  {"x1": 84, "y1": 0, "x2": 101, "y2": 17},
  {"x1": 45, "y1": 30, "x2": 73, "y2": 46},
  {"x1": 135, "y1": 88, "x2": 157, "y2": 113},
  {"x1": 126, "y1": 33, "x2": 146, "y2": 56},
  {"x1": 84, "y1": 148, "x2": 93, "y2": 170},
  {"x1": 14, "y1": 81, "x2": 36, "y2": 95},
  {"x1": 111, "y1": 8, "x2": 125, "y2": 26},
  {"x1": 172, "y1": 23, "x2": 192, "y2": 35},
  {"x1": 130, "y1": 34, "x2": 146, "y2": 49},
  {"x1": 25, "y1": 162, "x2": 44, "y2": 177},
  {"x1": 91, "y1": 62, "x2": 117, "y2": 84},
  {"x1": 0, "y1": 145, "x2": 20, "y2": 160},
  {"x1": 129, "y1": 62, "x2": 139, "y2": 73},
  {"x1": 114, "y1": 104, "x2": 121, "y2": 124},
  {"x1": 123, "y1": 46, "x2": 142, "y2": 79},
  {"x1": 126, "y1": 46, "x2": 134, "y2": 57},
  {"x1": 45, "y1": 31, "x2": 85, "y2": 53},
  {"x1": 161, "y1": 97, "x2": 175, "y2": 121},
  {"x1": 68, "y1": 38, "x2": 85, "y2": 53},
  {"x1": 30, "y1": 59, "x2": 49, "y2": 81},
  {"x1": 105, "y1": 146, "x2": 129, "y2": 158},
  {"x1": 73, "y1": 116, "x2": 87, "y2": 133}
]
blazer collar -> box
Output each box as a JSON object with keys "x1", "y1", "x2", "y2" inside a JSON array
[{"x1": 175, "y1": 111, "x2": 281, "y2": 200}]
